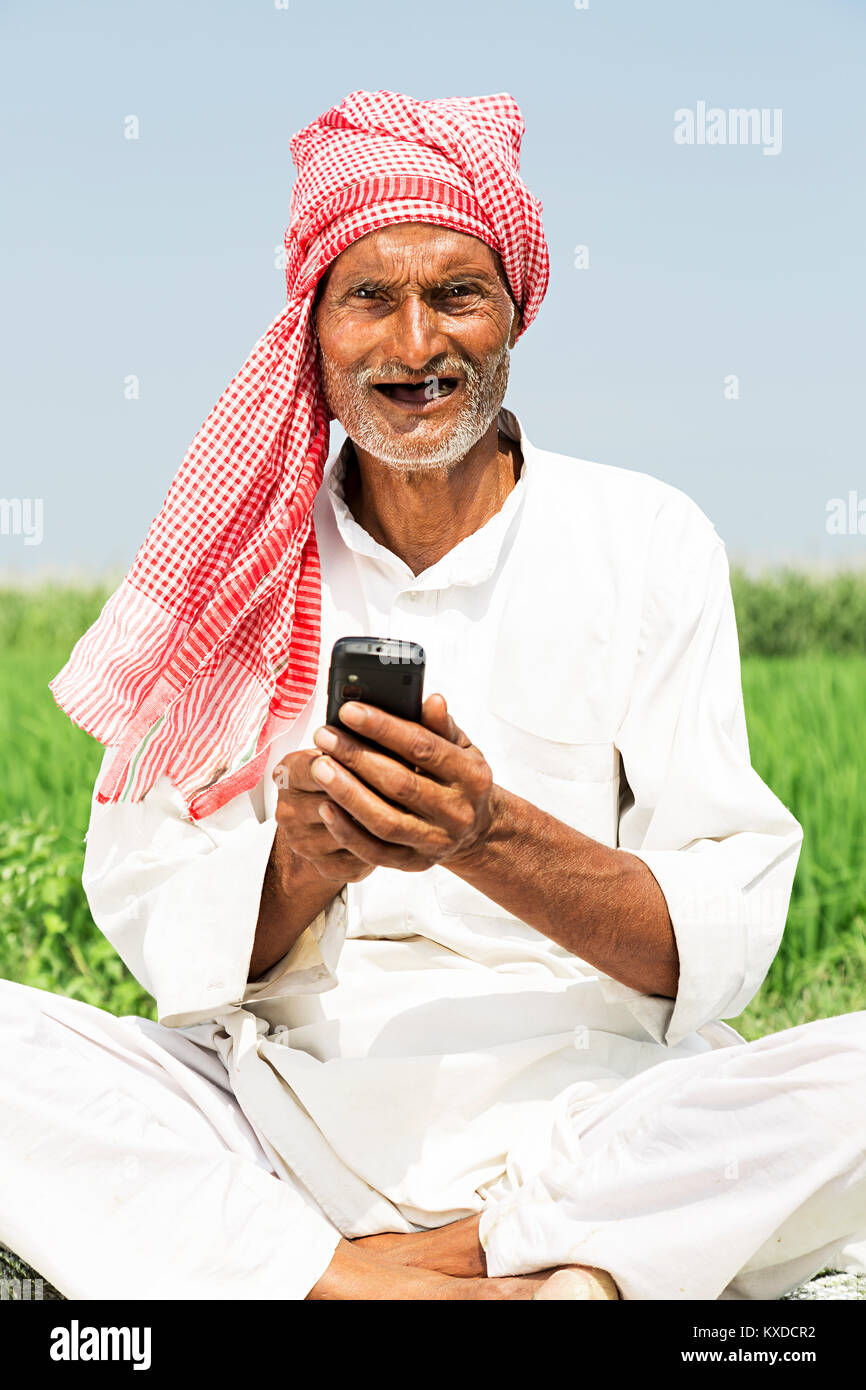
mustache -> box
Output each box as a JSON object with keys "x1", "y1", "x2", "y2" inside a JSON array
[{"x1": 351, "y1": 357, "x2": 480, "y2": 388}]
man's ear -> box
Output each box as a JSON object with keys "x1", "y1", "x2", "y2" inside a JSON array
[
  {"x1": 508, "y1": 308, "x2": 523, "y2": 348},
  {"x1": 312, "y1": 267, "x2": 330, "y2": 336}
]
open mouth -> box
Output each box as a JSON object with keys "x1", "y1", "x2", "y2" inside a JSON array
[{"x1": 372, "y1": 377, "x2": 461, "y2": 405}]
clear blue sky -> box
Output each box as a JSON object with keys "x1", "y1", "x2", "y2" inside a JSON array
[{"x1": 2, "y1": 0, "x2": 865, "y2": 580}]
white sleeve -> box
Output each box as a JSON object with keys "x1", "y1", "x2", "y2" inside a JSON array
[
  {"x1": 81, "y1": 747, "x2": 348, "y2": 1029},
  {"x1": 602, "y1": 496, "x2": 803, "y2": 1047}
]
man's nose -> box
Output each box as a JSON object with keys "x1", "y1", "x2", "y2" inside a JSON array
[{"x1": 381, "y1": 294, "x2": 450, "y2": 370}]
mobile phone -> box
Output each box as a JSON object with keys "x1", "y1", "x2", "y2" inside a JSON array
[{"x1": 325, "y1": 635, "x2": 426, "y2": 768}]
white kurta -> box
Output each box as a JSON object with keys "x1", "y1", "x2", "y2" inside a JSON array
[{"x1": 8, "y1": 407, "x2": 862, "y2": 1300}]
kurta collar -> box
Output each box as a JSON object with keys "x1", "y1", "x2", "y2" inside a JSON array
[{"x1": 322, "y1": 407, "x2": 532, "y2": 590}]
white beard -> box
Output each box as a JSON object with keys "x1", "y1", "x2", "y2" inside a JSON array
[{"x1": 318, "y1": 340, "x2": 512, "y2": 474}]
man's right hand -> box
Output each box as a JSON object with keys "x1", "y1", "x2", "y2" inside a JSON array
[
  {"x1": 250, "y1": 750, "x2": 375, "y2": 982},
  {"x1": 272, "y1": 749, "x2": 376, "y2": 884}
]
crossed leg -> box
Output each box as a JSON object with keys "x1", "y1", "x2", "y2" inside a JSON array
[
  {"x1": 477, "y1": 1012, "x2": 866, "y2": 1301},
  {"x1": 0, "y1": 980, "x2": 616, "y2": 1300},
  {"x1": 14, "y1": 980, "x2": 859, "y2": 1300},
  {"x1": 354, "y1": 1014, "x2": 866, "y2": 1300}
]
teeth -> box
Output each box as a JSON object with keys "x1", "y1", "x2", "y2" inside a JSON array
[{"x1": 374, "y1": 379, "x2": 459, "y2": 399}]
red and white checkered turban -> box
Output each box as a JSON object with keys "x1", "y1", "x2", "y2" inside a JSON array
[{"x1": 49, "y1": 89, "x2": 550, "y2": 821}]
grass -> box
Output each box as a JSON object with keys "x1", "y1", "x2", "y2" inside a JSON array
[
  {"x1": 737, "y1": 659, "x2": 866, "y2": 977},
  {"x1": 1, "y1": 577, "x2": 865, "y2": 1036}
]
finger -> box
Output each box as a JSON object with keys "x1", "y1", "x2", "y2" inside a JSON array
[
  {"x1": 421, "y1": 693, "x2": 472, "y2": 749},
  {"x1": 311, "y1": 730, "x2": 459, "y2": 821},
  {"x1": 310, "y1": 753, "x2": 454, "y2": 853},
  {"x1": 274, "y1": 773, "x2": 367, "y2": 840},
  {"x1": 317, "y1": 801, "x2": 427, "y2": 871},
  {"x1": 334, "y1": 701, "x2": 477, "y2": 781},
  {"x1": 279, "y1": 810, "x2": 362, "y2": 859},
  {"x1": 272, "y1": 748, "x2": 333, "y2": 795},
  {"x1": 307, "y1": 844, "x2": 375, "y2": 883}
]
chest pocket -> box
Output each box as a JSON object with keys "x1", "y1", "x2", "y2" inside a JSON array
[{"x1": 434, "y1": 713, "x2": 621, "y2": 921}]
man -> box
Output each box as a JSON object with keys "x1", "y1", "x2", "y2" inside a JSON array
[{"x1": 2, "y1": 89, "x2": 865, "y2": 1301}]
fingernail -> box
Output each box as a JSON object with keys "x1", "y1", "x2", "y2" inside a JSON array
[
  {"x1": 314, "y1": 726, "x2": 338, "y2": 751},
  {"x1": 339, "y1": 701, "x2": 365, "y2": 724},
  {"x1": 312, "y1": 758, "x2": 335, "y2": 784}
]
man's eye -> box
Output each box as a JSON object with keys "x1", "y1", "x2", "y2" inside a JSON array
[{"x1": 442, "y1": 285, "x2": 474, "y2": 298}]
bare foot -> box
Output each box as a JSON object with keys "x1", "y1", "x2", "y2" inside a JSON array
[
  {"x1": 531, "y1": 1267, "x2": 620, "y2": 1300},
  {"x1": 353, "y1": 1215, "x2": 485, "y2": 1277},
  {"x1": 307, "y1": 1237, "x2": 619, "y2": 1300},
  {"x1": 308, "y1": 1238, "x2": 561, "y2": 1300},
  {"x1": 350, "y1": 1220, "x2": 620, "y2": 1299}
]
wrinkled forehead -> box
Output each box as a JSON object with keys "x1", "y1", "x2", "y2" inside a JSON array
[{"x1": 314, "y1": 221, "x2": 515, "y2": 306}]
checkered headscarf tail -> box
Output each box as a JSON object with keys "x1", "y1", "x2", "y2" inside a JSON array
[{"x1": 49, "y1": 90, "x2": 550, "y2": 821}]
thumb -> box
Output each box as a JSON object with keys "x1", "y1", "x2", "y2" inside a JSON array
[{"x1": 422, "y1": 693, "x2": 471, "y2": 748}]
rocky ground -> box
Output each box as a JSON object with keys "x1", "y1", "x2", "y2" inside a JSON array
[{"x1": 782, "y1": 1270, "x2": 866, "y2": 1300}]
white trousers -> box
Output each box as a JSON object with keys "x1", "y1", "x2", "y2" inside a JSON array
[{"x1": 1, "y1": 979, "x2": 864, "y2": 1300}]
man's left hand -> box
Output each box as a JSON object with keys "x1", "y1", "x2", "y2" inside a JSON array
[{"x1": 309, "y1": 693, "x2": 501, "y2": 872}]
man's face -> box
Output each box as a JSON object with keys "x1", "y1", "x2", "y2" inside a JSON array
[{"x1": 314, "y1": 223, "x2": 522, "y2": 471}]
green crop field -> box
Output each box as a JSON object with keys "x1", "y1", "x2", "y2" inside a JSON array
[{"x1": 1, "y1": 574, "x2": 865, "y2": 1040}]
